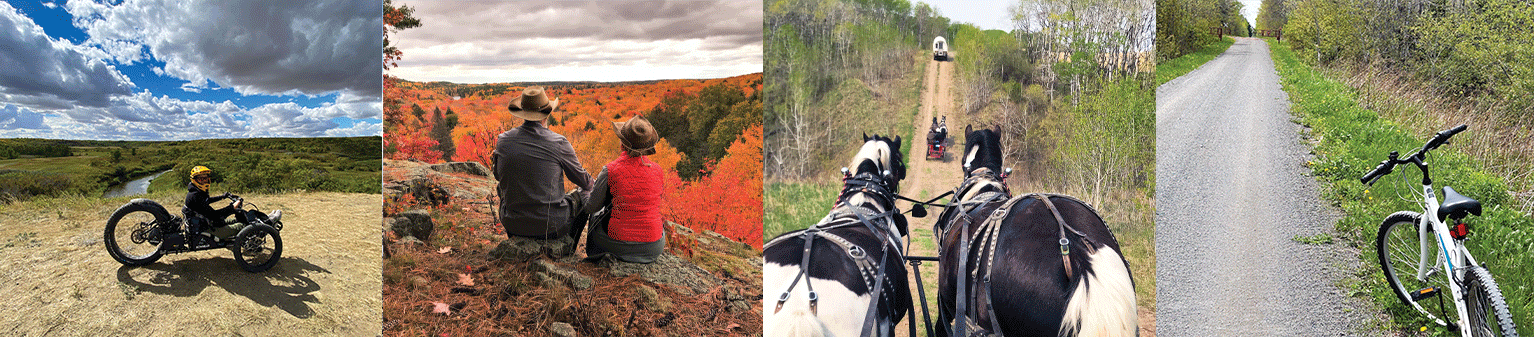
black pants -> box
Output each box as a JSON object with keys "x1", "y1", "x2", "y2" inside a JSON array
[
  {"x1": 508, "y1": 190, "x2": 588, "y2": 241},
  {"x1": 583, "y1": 209, "x2": 665, "y2": 264}
]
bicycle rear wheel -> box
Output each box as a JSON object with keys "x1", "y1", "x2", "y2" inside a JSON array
[
  {"x1": 1376, "y1": 211, "x2": 1452, "y2": 326},
  {"x1": 1465, "y1": 266, "x2": 1519, "y2": 337}
]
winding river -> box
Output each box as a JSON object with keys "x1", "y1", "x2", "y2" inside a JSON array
[{"x1": 102, "y1": 170, "x2": 171, "y2": 198}]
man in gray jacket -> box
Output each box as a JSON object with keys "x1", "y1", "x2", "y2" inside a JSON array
[{"x1": 493, "y1": 87, "x2": 592, "y2": 240}]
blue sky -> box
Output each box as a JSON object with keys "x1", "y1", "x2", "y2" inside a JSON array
[{"x1": 0, "y1": 0, "x2": 382, "y2": 140}]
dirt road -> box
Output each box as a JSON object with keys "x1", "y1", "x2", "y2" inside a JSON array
[
  {"x1": 891, "y1": 54, "x2": 965, "y2": 337},
  {"x1": 1156, "y1": 37, "x2": 1381, "y2": 334},
  {"x1": 0, "y1": 192, "x2": 381, "y2": 336}
]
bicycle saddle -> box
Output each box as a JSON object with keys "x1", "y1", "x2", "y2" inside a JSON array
[{"x1": 1438, "y1": 186, "x2": 1481, "y2": 221}]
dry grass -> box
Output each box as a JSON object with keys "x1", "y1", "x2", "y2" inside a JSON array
[
  {"x1": 1338, "y1": 63, "x2": 1534, "y2": 215},
  {"x1": 0, "y1": 191, "x2": 382, "y2": 336},
  {"x1": 382, "y1": 199, "x2": 762, "y2": 336}
]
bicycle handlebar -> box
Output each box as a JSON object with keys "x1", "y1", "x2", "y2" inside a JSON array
[
  {"x1": 1422, "y1": 124, "x2": 1467, "y2": 152},
  {"x1": 1359, "y1": 124, "x2": 1467, "y2": 186}
]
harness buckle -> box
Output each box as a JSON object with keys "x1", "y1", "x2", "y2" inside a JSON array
[
  {"x1": 807, "y1": 291, "x2": 819, "y2": 314},
  {"x1": 774, "y1": 292, "x2": 790, "y2": 314},
  {"x1": 1059, "y1": 238, "x2": 1070, "y2": 255},
  {"x1": 848, "y1": 245, "x2": 866, "y2": 259}
]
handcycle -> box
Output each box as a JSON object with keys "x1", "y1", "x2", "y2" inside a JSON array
[{"x1": 1360, "y1": 124, "x2": 1519, "y2": 336}]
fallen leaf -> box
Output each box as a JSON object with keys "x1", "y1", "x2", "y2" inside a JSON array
[
  {"x1": 437, "y1": 247, "x2": 452, "y2": 254},
  {"x1": 432, "y1": 302, "x2": 451, "y2": 315},
  {"x1": 723, "y1": 323, "x2": 741, "y2": 331},
  {"x1": 457, "y1": 273, "x2": 475, "y2": 286}
]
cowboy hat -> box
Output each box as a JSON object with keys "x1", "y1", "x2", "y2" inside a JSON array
[
  {"x1": 507, "y1": 87, "x2": 560, "y2": 121},
  {"x1": 612, "y1": 115, "x2": 658, "y2": 156}
]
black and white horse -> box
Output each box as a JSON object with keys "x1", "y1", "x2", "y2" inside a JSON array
[
  {"x1": 933, "y1": 126, "x2": 1137, "y2": 337},
  {"x1": 765, "y1": 134, "x2": 912, "y2": 337}
]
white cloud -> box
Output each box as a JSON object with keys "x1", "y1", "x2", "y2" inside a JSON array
[
  {"x1": 324, "y1": 120, "x2": 381, "y2": 137},
  {"x1": 68, "y1": 0, "x2": 382, "y2": 97},
  {"x1": 393, "y1": 0, "x2": 762, "y2": 83},
  {"x1": 0, "y1": 2, "x2": 135, "y2": 111}
]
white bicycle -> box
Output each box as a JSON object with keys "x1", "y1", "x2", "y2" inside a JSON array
[{"x1": 1361, "y1": 124, "x2": 1519, "y2": 336}]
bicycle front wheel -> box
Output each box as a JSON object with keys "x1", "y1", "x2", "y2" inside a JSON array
[
  {"x1": 1465, "y1": 266, "x2": 1519, "y2": 337},
  {"x1": 1376, "y1": 211, "x2": 1452, "y2": 326}
]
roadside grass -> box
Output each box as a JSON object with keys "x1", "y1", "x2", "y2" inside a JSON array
[
  {"x1": 1156, "y1": 36, "x2": 1235, "y2": 86},
  {"x1": 1270, "y1": 38, "x2": 1532, "y2": 335},
  {"x1": 763, "y1": 181, "x2": 840, "y2": 241}
]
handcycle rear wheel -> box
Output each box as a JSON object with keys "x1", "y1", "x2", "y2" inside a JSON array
[
  {"x1": 1376, "y1": 211, "x2": 1453, "y2": 326},
  {"x1": 104, "y1": 203, "x2": 165, "y2": 266},
  {"x1": 1464, "y1": 266, "x2": 1519, "y2": 337}
]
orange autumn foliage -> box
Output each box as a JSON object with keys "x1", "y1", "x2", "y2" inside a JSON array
[
  {"x1": 663, "y1": 125, "x2": 764, "y2": 248},
  {"x1": 385, "y1": 74, "x2": 763, "y2": 249}
]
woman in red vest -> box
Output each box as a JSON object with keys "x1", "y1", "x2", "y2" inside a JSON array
[{"x1": 582, "y1": 115, "x2": 666, "y2": 263}]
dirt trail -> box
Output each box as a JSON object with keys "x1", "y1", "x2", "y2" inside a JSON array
[
  {"x1": 895, "y1": 55, "x2": 966, "y2": 337},
  {"x1": 0, "y1": 192, "x2": 382, "y2": 336},
  {"x1": 896, "y1": 55, "x2": 1155, "y2": 336}
]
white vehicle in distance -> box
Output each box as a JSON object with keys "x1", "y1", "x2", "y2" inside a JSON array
[{"x1": 933, "y1": 36, "x2": 948, "y2": 61}]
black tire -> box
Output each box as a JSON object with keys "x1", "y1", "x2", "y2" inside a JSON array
[
  {"x1": 233, "y1": 224, "x2": 282, "y2": 272},
  {"x1": 104, "y1": 203, "x2": 165, "y2": 266},
  {"x1": 1465, "y1": 266, "x2": 1519, "y2": 337},
  {"x1": 1376, "y1": 211, "x2": 1453, "y2": 325}
]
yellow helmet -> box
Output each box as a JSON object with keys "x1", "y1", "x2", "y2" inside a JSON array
[{"x1": 189, "y1": 166, "x2": 212, "y2": 191}]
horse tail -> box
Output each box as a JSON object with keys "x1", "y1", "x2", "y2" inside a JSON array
[
  {"x1": 766, "y1": 309, "x2": 834, "y2": 337},
  {"x1": 1058, "y1": 246, "x2": 1138, "y2": 337}
]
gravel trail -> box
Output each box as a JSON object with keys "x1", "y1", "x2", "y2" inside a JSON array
[{"x1": 1155, "y1": 37, "x2": 1382, "y2": 335}]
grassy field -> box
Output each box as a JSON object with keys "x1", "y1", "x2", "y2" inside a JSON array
[
  {"x1": 0, "y1": 137, "x2": 380, "y2": 201},
  {"x1": 1156, "y1": 36, "x2": 1235, "y2": 86},
  {"x1": 1270, "y1": 38, "x2": 1532, "y2": 335}
]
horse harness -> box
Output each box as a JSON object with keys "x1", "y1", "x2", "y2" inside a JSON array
[
  {"x1": 942, "y1": 170, "x2": 1100, "y2": 336},
  {"x1": 766, "y1": 173, "x2": 906, "y2": 337}
]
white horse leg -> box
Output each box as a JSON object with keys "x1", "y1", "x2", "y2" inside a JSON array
[
  {"x1": 764, "y1": 262, "x2": 874, "y2": 337},
  {"x1": 1058, "y1": 246, "x2": 1138, "y2": 337}
]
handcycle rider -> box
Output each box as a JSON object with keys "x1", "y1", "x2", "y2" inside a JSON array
[{"x1": 185, "y1": 166, "x2": 247, "y2": 246}]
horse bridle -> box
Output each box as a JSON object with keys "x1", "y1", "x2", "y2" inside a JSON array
[{"x1": 766, "y1": 171, "x2": 907, "y2": 337}]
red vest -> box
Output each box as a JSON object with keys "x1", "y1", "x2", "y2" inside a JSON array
[{"x1": 605, "y1": 155, "x2": 664, "y2": 242}]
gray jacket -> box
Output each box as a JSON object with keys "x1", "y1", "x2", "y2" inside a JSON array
[{"x1": 492, "y1": 121, "x2": 592, "y2": 237}]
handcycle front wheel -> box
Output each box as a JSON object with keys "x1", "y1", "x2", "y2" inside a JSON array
[
  {"x1": 1465, "y1": 266, "x2": 1519, "y2": 337},
  {"x1": 1376, "y1": 211, "x2": 1453, "y2": 326},
  {"x1": 233, "y1": 224, "x2": 282, "y2": 273}
]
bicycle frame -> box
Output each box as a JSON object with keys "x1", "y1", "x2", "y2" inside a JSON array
[{"x1": 1402, "y1": 166, "x2": 1480, "y2": 334}]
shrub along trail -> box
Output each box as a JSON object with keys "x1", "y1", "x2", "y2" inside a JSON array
[
  {"x1": 0, "y1": 191, "x2": 382, "y2": 336},
  {"x1": 1155, "y1": 37, "x2": 1383, "y2": 334}
]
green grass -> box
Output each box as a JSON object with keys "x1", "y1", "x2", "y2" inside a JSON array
[
  {"x1": 1270, "y1": 37, "x2": 1532, "y2": 335},
  {"x1": 763, "y1": 181, "x2": 841, "y2": 241},
  {"x1": 1156, "y1": 36, "x2": 1235, "y2": 86},
  {"x1": 1291, "y1": 233, "x2": 1334, "y2": 245}
]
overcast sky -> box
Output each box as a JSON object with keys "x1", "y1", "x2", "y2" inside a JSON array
[
  {"x1": 0, "y1": 0, "x2": 382, "y2": 140},
  {"x1": 922, "y1": 0, "x2": 1017, "y2": 31},
  {"x1": 390, "y1": 0, "x2": 762, "y2": 84},
  {"x1": 1240, "y1": 0, "x2": 1259, "y2": 26}
]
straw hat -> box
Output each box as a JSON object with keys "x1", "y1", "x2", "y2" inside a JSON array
[
  {"x1": 612, "y1": 115, "x2": 658, "y2": 156},
  {"x1": 507, "y1": 87, "x2": 559, "y2": 121}
]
